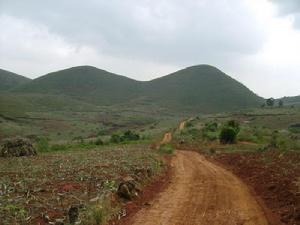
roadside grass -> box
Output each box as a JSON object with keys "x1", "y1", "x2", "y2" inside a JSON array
[{"x1": 158, "y1": 143, "x2": 174, "y2": 154}]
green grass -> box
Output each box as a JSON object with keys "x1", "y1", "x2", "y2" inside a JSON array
[{"x1": 158, "y1": 143, "x2": 174, "y2": 154}]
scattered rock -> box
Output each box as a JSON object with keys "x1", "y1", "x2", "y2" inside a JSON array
[
  {"x1": 0, "y1": 137, "x2": 37, "y2": 157},
  {"x1": 117, "y1": 176, "x2": 141, "y2": 200},
  {"x1": 68, "y1": 206, "x2": 79, "y2": 224}
]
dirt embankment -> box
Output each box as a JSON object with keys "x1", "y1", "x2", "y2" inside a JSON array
[
  {"x1": 126, "y1": 151, "x2": 270, "y2": 225},
  {"x1": 213, "y1": 151, "x2": 300, "y2": 225}
]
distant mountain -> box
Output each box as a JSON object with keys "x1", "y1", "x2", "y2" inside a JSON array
[
  {"x1": 0, "y1": 69, "x2": 31, "y2": 91},
  {"x1": 15, "y1": 66, "x2": 140, "y2": 104},
  {"x1": 143, "y1": 65, "x2": 263, "y2": 112},
  {"x1": 280, "y1": 95, "x2": 300, "y2": 105},
  {"x1": 7, "y1": 65, "x2": 263, "y2": 113}
]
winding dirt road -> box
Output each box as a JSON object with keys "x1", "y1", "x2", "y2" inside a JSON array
[{"x1": 128, "y1": 150, "x2": 269, "y2": 225}]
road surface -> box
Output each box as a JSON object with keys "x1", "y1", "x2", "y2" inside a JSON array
[{"x1": 128, "y1": 150, "x2": 268, "y2": 225}]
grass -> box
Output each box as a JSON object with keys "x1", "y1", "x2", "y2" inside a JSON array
[
  {"x1": 173, "y1": 107, "x2": 300, "y2": 153},
  {"x1": 158, "y1": 143, "x2": 174, "y2": 154}
]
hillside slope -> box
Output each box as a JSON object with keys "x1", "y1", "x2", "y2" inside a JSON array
[
  {"x1": 143, "y1": 65, "x2": 262, "y2": 112},
  {"x1": 0, "y1": 69, "x2": 31, "y2": 91},
  {"x1": 15, "y1": 66, "x2": 140, "y2": 104},
  {"x1": 280, "y1": 95, "x2": 300, "y2": 105},
  {"x1": 8, "y1": 65, "x2": 263, "y2": 113}
]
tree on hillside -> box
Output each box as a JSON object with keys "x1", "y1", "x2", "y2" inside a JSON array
[
  {"x1": 278, "y1": 99, "x2": 283, "y2": 107},
  {"x1": 266, "y1": 98, "x2": 275, "y2": 107}
]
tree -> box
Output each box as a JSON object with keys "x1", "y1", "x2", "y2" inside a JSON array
[
  {"x1": 219, "y1": 120, "x2": 240, "y2": 144},
  {"x1": 219, "y1": 127, "x2": 238, "y2": 144},
  {"x1": 266, "y1": 98, "x2": 275, "y2": 107},
  {"x1": 278, "y1": 99, "x2": 283, "y2": 107}
]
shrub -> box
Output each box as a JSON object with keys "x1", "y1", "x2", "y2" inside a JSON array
[
  {"x1": 110, "y1": 130, "x2": 140, "y2": 144},
  {"x1": 95, "y1": 138, "x2": 104, "y2": 146},
  {"x1": 122, "y1": 130, "x2": 140, "y2": 141},
  {"x1": 220, "y1": 127, "x2": 238, "y2": 144},
  {"x1": 289, "y1": 123, "x2": 300, "y2": 134},
  {"x1": 110, "y1": 134, "x2": 122, "y2": 143},
  {"x1": 226, "y1": 120, "x2": 240, "y2": 133},
  {"x1": 204, "y1": 122, "x2": 218, "y2": 132},
  {"x1": 159, "y1": 144, "x2": 174, "y2": 154},
  {"x1": 185, "y1": 121, "x2": 193, "y2": 128}
]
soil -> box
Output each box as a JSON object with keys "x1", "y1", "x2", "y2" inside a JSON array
[
  {"x1": 122, "y1": 150, "x2": 271, "y2": 225},
  {"x1": 213, "y1": 151, "x2": 300, "y2": 225},
  {"x1": 160, "y1": 132, "x2": 172, "y2": 145}
]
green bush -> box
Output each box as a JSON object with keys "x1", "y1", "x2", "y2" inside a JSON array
[
  {"x1": 219, "y1": 127, "x2": 238, "y2": 144},
  {"x1": 110, "y1": 134, "x2": 122, "y2": 143},
  {"x1": 226, "y1": 120, "x2": 240, "y2": 133},
  {"x1": 122, "y1": 130, "x2": 140, "y2": 141},
  {"x1": 289, "y1": 123, "x2": 300, "y2": 134},
  {"x1": 185, "y1": 121, "x2": 193, "y2": 128},
  {"x1": 95, "y1": 138, "x2": 104, "y2": 146},
  {"x1": 204, "y1": 122, "x2": 218, "y2": 132},
  {"x1": 110, "y1": 130, "x2": 140, "y2": 144},
  {"x1": 159, "y1": 144, "x2": 174, "y2": 154}
]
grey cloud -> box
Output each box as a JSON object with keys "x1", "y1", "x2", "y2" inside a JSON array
[
  {"x1": 0, "y1": 0, "x2": 266, "y2": 66},
  {"x1": 270, "y1": 0, "x2": 300, "y2": 28}
]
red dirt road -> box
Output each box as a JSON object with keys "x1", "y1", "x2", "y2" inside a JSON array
[{"x1": 128, "y1": 150, "x2": 269, "y2": 225}]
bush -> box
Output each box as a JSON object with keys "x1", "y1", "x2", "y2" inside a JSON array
[
  {"x1": 289, "y1": 123, "x2": 300, "y2": 134},
  {"x1": 219, "y1": 127, "x2": 238, "y2": 144},
  {"x1": 110, "y1": 134, "x2": 122, "y2": 143},
  {"x1": 202, "y1": 122, "x2": 218, "y2": 141},
  {"x1": 110, "y1": 130, "x2": 140, "y2": 144},
  {"x1": 185, "y1": 121, "x2": 193, "y2": 128},
  {"x1": 204, "y1": 122, "x2": 218, "y2": 132},
  {"x1": 159, "y1": 144, "x2": 174, "y2": 154},
  {"x1": 95, "y1": 138, "x2": 104, "y2": 146},
  {"x1": 123, "y1": 130, "x2": 140, "y2": 141},
  {"x1": 226, "y1": 120, "x2": 240, "y2": 133}
]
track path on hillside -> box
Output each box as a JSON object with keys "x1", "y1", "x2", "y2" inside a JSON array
[{"x1": 128, "y1": 121, "x2": 269, "y2": 225}]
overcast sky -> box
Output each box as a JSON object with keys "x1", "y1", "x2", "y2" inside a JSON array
[{"x1": 0, "y1": 0, "x2": 299, "y2": 98}]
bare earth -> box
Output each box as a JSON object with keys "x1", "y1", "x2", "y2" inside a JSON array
[
  {"x1": 160, "y1": 132, "x2": 172, "y2": 145},
  {"x1": 128, "y1": 150, "x2": 269, "y2": 225}
]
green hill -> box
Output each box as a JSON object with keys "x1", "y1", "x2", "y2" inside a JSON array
[
  {"x1": 143, "y1": 65, "x2": 263, "y2": 112},
  {"x1": 15, "y1": 66, "x2": 140, "y2": 104},
  {"x1": 0, "y1": 69, "x2": 31, "y2": 91},
  {"x1": 280, "y1": 96, "x2": 300, "y2": 105},
  {"x1": 5, "y1": 65, "x2": 263, "y2": 114}
]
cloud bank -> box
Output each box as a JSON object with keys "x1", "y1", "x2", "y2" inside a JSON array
[{"x1": 0, "y1": 0, "x2": 300, "y2": 97}]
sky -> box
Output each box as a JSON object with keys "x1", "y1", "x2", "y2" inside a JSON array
[{"x1": 0, "y1": 0, "x2": 299, "y2": 98}]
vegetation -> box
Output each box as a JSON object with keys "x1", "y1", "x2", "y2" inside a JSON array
[
  {"x1": 2, "y1": 65, "x2": 263, "y2": 116},
  {"x1": 158, "y1": 143, "x2": 174, "y2": 154},
  {"x1": 0, "y1": 69, "x2": 30, "y2": 91},
  {"x1": 0, "y1": 144, "x2": 165, "y2": 224}
]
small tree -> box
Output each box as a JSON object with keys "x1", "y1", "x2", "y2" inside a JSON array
[
  {"x1": 266, "y1": 98, "x2": 275, "y2": 107},
  {"x1": 219, "y1": 120, "x2": 240, "y2": 144},
  {"x1": 278, "y1": 99, "x2": 283, "y2": 107},
  {"x1": 219, "y1": 127, "x2": 238, "y2": 144}
]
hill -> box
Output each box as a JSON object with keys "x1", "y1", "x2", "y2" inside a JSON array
[
  {"x1": 280, "y1": 95, "x2": 300, "y2": 105},
  {"x1": 0, "y1": 69, "x2": 31, "y2": 91},
  {"x1": 143, "y1": 65, "x2": 263, "y2": 112},
  {"x1": 6, "y1": 65, "x2": 263, "y2": 113},
  {"x1": 14, "y1": 66, "x2": 140, "y2": 104}
]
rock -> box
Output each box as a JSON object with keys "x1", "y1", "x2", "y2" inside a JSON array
[
  {"x1": 117, "y1": 176, "x2": 140, "y2": 200},
  {"x1": 0, "y1": 138, "x2": 37, "y2": 157},
  {"x1": 68, "y1": 206, "x2": 79, "y2": 224}
]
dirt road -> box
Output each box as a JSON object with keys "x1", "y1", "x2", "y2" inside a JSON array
[
  {"x1": 128, "y1": 150, "x2": 269, "y2": 225},
  {"x1": 160, "y1": 132, "x2": 172, "y2": 145}
]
